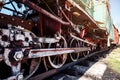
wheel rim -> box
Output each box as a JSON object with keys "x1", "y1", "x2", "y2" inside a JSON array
[
  {"x1": 48, "y1": 36, "x2": 67, "y2": 68},
  {"x1": 69, "y1": 39, "x2": 80, "y2": 61},
  {"x1": 24, "y1": 58, "x2": 41, "y2": 80},
  {"x1": 24, "y1": 32, "x2": 41, "y2": 79},
  {"x1": 82, "y1": 51, "x2": 90, "y2": 57},
  {"x1": 2, "y1": 48, "x2": 41, "y2": 80}
]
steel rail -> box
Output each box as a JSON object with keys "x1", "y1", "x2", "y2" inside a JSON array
[{"x1": 30, "y1": 48, "x2": 110, "y2": 80}]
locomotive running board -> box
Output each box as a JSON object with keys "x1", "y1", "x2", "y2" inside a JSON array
[{"x1": 29, "y1": 47, "x2": 90, "y2": 58}]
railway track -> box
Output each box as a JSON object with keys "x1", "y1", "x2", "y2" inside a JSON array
[{"x1": 30, "y1": 47, "x2": 112, "y2": 80}]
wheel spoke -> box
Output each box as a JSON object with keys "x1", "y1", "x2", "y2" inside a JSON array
[
  {"x1": 48, "y1": 36, "x2": 67, "y2": 68},
  {"x1": 69, "y1": 39, "x2": 80, "y2": 61},
  {"x1": 53, "y1": 56, "x2": 58, "y2": 63}
]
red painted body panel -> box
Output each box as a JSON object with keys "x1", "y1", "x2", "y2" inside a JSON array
[{"x1": 113, "y1": 25, "x2": 119, "y2": 44}]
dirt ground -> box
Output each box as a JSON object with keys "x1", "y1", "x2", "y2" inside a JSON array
[
  {"x1": 102, "y1": 67, "x2": 120, "y2": 80},
  {"x1": 102, "y1": 47, "x2": 120, "y2": 80}
]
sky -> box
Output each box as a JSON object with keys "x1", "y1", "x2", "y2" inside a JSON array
[{"x1": 109, "y1": 0, "x2": 120, "y2": 33}]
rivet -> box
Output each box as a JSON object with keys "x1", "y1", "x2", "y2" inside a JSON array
[
  {"x1": 29, "y1": 22, "x2": 31, "y2": 25},
  {"x1": 12, "y1": 18, "x2": 15, "y2": 21},
  {"x1": 35, "y1": 24, "x2": 37, "y2": 26},
  {"x1": 1, "y1": 16, "x2": 4, "y2": 19},
  {"x1": 21, "y1": 20, "x2": 24, "y2": 23}
]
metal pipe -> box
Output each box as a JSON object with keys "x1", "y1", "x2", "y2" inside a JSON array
[
  {"x1": 14, "y1": 0, "x2": 71, "y2": 26},
  {"x1": 59, "y1": 7, "x2": 74, "y2": 27}
]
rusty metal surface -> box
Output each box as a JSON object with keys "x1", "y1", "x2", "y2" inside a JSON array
[
  {"x1": 29, "y1": 47, "x2": 90, "y2": 58},
  {"x1": 0, "y1": 13, "x2": 37, "y2": 30},
  {"x1": 14, "y1": 0, "x2": 70, "y2": 26},
  {"x1": 113, "y1": 25, "x2": 119, "y2": 44},
  {"x1": 67, "y1": 0, "x2": 107, "y2": 39},
  {"x1": 67, "y1": 0, "x2": 98, "y2": 28}
]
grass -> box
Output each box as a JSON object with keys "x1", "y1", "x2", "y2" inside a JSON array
[{"x1": 106, "y1": 48, "x2": 120, "y2": 74}]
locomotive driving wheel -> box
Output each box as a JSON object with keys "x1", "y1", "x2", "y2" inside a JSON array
[
  {"x1": 69, "y1": 39, "x2": 80, "y2": 61},
  {"x1": 48, "y1": 36, "x2": 67, "y2": 68},
  {"x1": 24, "y1": 58, "x2": 41, "y2": 80},
  {"x1": 2, "y1": 48, "x2": 41, "y2": 80}
]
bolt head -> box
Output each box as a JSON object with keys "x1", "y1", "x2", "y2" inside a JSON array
[{"x1": 14, "y1": 51, "x2": 23, "y2": 61}]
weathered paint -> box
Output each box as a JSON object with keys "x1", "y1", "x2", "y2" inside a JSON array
[
  {"x1": 74, "y1": 0, "x2": 94, "y2": 17},
  {"x1": 93, "y1": 0, "x2": 114, "y2": 41},
  {"x1": 93, "y1": 0, "x2": 107, "y2": 30},
  {"x1": 112, "y1": 25, "x2": 119, "y2": 44},
  {"x1": 29, "y1": 47, "x2": 90, "y2": 58}
]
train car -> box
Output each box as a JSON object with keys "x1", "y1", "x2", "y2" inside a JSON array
[
  {"x1": 0, "y1": 0, "x2": 118, "y2": 79},
  {"x1": 119, "y1": 34, "x2": 120, "y2": 45},
  {"x1": 111, "y1": 25, "x2": 119, "y2": 46},
  {"x1": 93, "y1": 0, "x2": 114, "y2": 47}
]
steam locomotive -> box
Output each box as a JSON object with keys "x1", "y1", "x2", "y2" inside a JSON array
[{"x1": 0, "y1": 0, "x2": 119, "y2": 79}]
